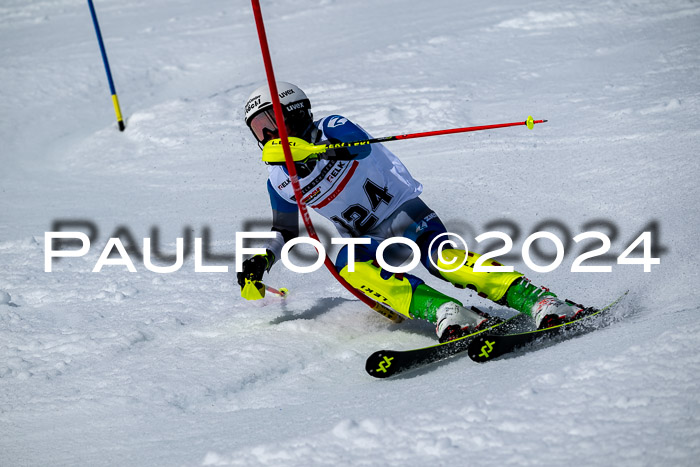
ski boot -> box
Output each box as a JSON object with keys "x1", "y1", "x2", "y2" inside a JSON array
[
  {"x1": 436, "y1": 302, "x2": 501, "y2": 343},
  {"x1": 505, "y1": 277, "x2": 594, "y2": 329},
  {"x1": 531, "y1": 296, "x2": 588, "y2": 329}
]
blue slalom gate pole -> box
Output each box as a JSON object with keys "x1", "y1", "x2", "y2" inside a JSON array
[{"x1": 87, "y1": 0, "x2": 125, "y2": 131}]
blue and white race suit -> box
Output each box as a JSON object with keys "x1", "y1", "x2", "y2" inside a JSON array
[{"x1": 264, "y1": 116, "x2": 436, "y2": 260}]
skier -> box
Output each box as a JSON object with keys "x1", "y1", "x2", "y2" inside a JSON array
[{"x1": 239, "y1": 82, "x2": 591, "y2": 342}]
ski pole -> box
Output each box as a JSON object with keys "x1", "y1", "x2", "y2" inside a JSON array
[
  {"x1": 87, "y1": 0, "x2": 125, "y2": 131},
  {"x1": 241, "y1": 279, "x2": 288, "y2": 300},
  {"x1": 262, "y1": 116, "x2": 548, "y2": 163},
  {"x1": 265, "y1": 284, "x2": 289, "y2": 297},
  {"x1": 337, "y1": 115, "x2": 546, "y2": 146}
]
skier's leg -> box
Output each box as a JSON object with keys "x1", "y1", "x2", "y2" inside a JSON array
[
  {"x1": 391, "y1": 203, "x2": 522, "y2": 304},
  {"x1": 335, "y1": 240, "x2": 448, "y2": 320},
  {"x1": 501, "y1": 277, "x2": 588, "y2": 329},
  {"x1": 432, "y1": 248, "x2": 521, "y2": 301},
  {"x1": 394, "y1": 200, "x2": 587, "y2": 329},
  {"x1": 334, "y1": 242, "x2": 493, "y2": 340},
  {"x1": 432, "y1": 250, "x2": 588, "y2": 328}
]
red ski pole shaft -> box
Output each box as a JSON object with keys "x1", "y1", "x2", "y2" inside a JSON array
[
  {"x1": 322, "y1": 118, "x2": 548, "y2": 150},
  {"x1": 265, "y1": 285, "x2": 288, "y2": 297},
  {"x1": 393, "y1": 119, "x2": 547, "y2": 141}
]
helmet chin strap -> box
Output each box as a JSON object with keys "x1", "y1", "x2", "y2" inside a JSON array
[
  {"x1": 294, "y1": 158, "x2": 317, "y2": 178},
  {"x1": 309, "y1": 125, "x2": 320, "y2": 144},
  {"x1": 293, "y1": 123, "x2": 319, "y2": 177}
]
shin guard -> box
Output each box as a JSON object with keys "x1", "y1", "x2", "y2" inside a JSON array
[
  {"x1": 340, "y1": 260, "x2": 458, "y2": 321},
  {"x1": 436, "y1": 249, "x2": 523, "y2": 302},
  {"x1": 340, "y1": 260, "x2": 415, "y2": 318}
]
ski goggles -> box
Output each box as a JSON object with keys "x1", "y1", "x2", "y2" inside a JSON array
[{"x1": 248, "y1": 107, "x2": 280, "y2": 145}]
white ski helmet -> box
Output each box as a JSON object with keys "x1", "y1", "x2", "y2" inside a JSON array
[{"x1": 244, "y1": 82, "x2": 313, "y2": 144}]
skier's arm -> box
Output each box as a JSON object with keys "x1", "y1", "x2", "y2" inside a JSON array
[
  {"x1": 266, "y1": 179, "x2": 299, "y2": 265},
  {"x1": 237, "y1": 181, "x2": 298, "y2": 287},
  {"x1": 322, "y1": 115, "x2": 372, "y2": 160}
]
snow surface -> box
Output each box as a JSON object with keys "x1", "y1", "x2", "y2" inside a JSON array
[{"x1": 2, "y1": 0, "x2": 700, "y2": 465}]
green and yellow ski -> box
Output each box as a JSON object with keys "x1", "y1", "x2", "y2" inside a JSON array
[
  {"x1": 365, "y1": 309, "x2": 527, "y2": 378},
  {"x1": 365, "y1": 292, "x2": 628, "y2": 378},
  {"x1": 468, "y1": 291, "x2": 629, "y2": 363}
]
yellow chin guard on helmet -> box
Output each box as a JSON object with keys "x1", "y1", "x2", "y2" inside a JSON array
[{"x1": 262, "y1": 137, "x2": 327, "y2": 164}]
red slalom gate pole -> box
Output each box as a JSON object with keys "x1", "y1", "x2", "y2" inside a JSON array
[{"x1": 250, "y1": 0, "x2": 404, "y2": 323}]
